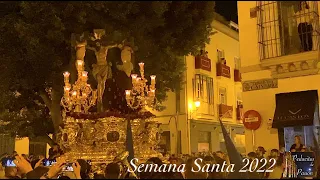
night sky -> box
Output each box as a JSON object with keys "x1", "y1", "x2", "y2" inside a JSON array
[{"x1": 215, "y1": 1, "x2": 238, "y2": 24}]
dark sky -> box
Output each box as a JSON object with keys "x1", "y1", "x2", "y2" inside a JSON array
[{"x1": 215, "y1": 1, "x2": 238, "y2": 24}]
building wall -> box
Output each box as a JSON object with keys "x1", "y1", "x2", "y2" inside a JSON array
[
  {"x1": 14, "y1": 137, "x2": 52, "y2": 157},
  {"x1": 238, "y1": 1, "x2": 320, "y2": 153},
  {"x1": 15, "y1": 138, "x2": 29, "y2": 155},
  {"x1": 152, "y1": 19, "x2": 245, "y2": 155}
]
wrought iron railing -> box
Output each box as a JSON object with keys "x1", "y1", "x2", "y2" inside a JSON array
[{"x1": 257, "y1": 1, "x2": 320, "y2": 60}]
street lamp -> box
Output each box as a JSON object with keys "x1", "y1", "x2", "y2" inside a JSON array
[
  {"x1": 195, "y1": 100, "x2": 200, "y2": 108},
  {"x1": 188, "y1": 100, "x2": 200, "y2": 119}
]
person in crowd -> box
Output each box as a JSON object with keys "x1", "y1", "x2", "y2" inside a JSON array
[
  {"x1": 49, "y1": 143, "x2": 63, "y2": 159},
  {"x1": 268, "y1": 151, "x2": 284, "y2": 179},
  {"x1": 169, "y1": 156, "x2": 178, "y2": 164},
  {"x1": 203, "y1": 155, "x2": 223, "y2": 179},
  {"x1": 256, "y1": 146, "x2": 266, "y2": 158},
  {"x1": 256, "y1": 146, "x2": 267, "y2": 178},
  {"x1": 0, "y1": 160, "x2": 5, "y2": 179},
  {"x1": 21, "y1": 154, "x2": 30, "y2": 163},
  {"x1": 4, "y1": 166, "x2": 19, "y2": 179},
  {"x1": 26, "y1": 166, "x2": 49, "y2": 179},
  {"x1": 290, "y1": 135, "x2": 304, "y2": 152},
  {"x1": 264, "y1": 149, "x2": 280, "y2": 178},
  {"x1": 12, "y1": 154, "x2": 81, "y2": 179},
  {"x1": 11, "y1": 152, "x2": 18, "y2": 158},
  {"x1": 290, "y1": 148, "x2": 296, "y2": 152},
  {"x1": 185, "y1": 157, "x2": 208, "y2": 179},
  {"x1": 77, "y1": 159, "x2": 91, "y2": 179},
  {"x1": 104, "y1": 162, "x2": 121, "y2": 179},
  {"x1": 167, "y1": 157, "x2": 185, "y2": 179}
]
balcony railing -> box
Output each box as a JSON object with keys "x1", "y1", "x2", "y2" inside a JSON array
[
  {"x1": 257, "y1": 1, "x2": 320, "y2": 60},
  {"x1": 216, "y1": 63, "x2": 231, "y2": 78},
  {"x1": 234, "y1": 69, "x2": 241, "y2": 82},
  {"x1": 218, "y1": 104, "x2": 233, "y2": 118},
  {"x1": 195, "y1": 55, "x2": 211, "y2": 71}
]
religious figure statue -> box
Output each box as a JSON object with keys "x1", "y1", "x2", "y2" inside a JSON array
[
  {"x1": 86, "y1": 29, "x2": 121, "y2": 112},
  {"x1": 117, "y1": 45, "x2": 134, "y2": 77}
]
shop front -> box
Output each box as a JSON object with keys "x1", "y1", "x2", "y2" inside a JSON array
[
  {"x1": 272, "y1": 90, "x2": 319, "y2": 151},
  {"x1": 190, "y1": 120, "x2": 246, "y2": 154}
]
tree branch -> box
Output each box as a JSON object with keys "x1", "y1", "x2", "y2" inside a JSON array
[{"x1": 39, "y1": 90, "x2": 52, "y2": 111}]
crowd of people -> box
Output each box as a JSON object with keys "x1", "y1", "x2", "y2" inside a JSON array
[{"x1": 0, "y1": 136, "x2": 318, "y2": 179}]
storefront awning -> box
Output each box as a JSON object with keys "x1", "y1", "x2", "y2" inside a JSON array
[{"x1": 272, "y1": 90, "x2": 318, "y2": 128}]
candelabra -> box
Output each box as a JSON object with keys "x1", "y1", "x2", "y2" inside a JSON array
[
  {"x1": 125, "y1": 62, "x2": 156, "y2": 110},
  {"x1": 61, "y1": 60, "x2": 97, "y2": 113}
]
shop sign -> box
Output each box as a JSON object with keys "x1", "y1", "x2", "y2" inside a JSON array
[
  {"x1": 275, "y1": 109, "x2": 310, "y2": 121},
  {"x1": 242, "y1": 78, "x2": 278, "y2": 92},
  {"x1": 291, "y1": 152, "x2": 315, "y2": 178}
]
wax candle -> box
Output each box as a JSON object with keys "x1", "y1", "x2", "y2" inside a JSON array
[
  {"x1": 139, "y1": 62, "x2": 144, "y2": 71},
  {"x1": 131, "y1": 74, "x2": 137, "y2": 81},
  {"x1": 63, "y1": 72, "x2": 70, "y2": 84},
  {"x1": 125, "y1": 90, "x2": 131, "y2": 99},
  {"x1": 150, "y1": 75, "x2": 156, "y2": 85},
  {"x1": 76, "y1": 60, "x2": 84, "y2": 71}
]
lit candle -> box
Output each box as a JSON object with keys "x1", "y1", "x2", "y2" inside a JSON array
[
  {"x1": 82, "y1": 93, "x2": 87, "y2": 97},
  {"x1": 131, "y1": 74, "x2": 137, "y2": 81},
  {"x1": 72, "y1": 91, "x2": 77, "y2": 96},
  {"x1": 125, "y1": 90, "x2": 131, "y2": 99},
  {"x1": 138, "y1": 62, "x2": 144, "y2": 71},
  {"x1": 150, "y1": 75, "x2": 156, "y2": 85},
  {"x1": 64, "y1": 86, "x2": 70, "y2": 95},
  {"x1": 76, "y1": 60, "x2": 84, "y2": 71},
  {"x1": 150, "y1": 89, "x2": 155, "y2": 96},
  {"x1": 63, "y1": 72, "x2": 70, "y2": 84},
  {"x1": 82, "y1": 71, "x2": 88, "y2": 81}
]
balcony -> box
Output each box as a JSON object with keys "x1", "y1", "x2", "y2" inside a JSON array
[
  {"x1": 234, "y1": 69, "x2": 241, "y2": 82},
  {"x1": 257, "y1": 1, "x2": 320, "y2": 78},
  {"x1": 218, "y1": 104, "x2": 233, "y2": 118},
  {"x1": 195, "y1": 55, "x2": 211, "y2": 72},
  {"x1": 216, "y1": 63, "x2": 231, "y2": 78}
]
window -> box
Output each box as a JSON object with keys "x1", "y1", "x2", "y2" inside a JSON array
[
  {"x1": 219, "y1": 87, "x2": 227, "y2": 105},
  {"x1": 193, "y1": 74, "x2": 214, "y2": 104},
  {"x1": 236, "y1": 91, "x2": 243, "y2": 106},
  {"x1": 257, "y1": 1, "x2": 319, "y2": 60},
  {"x1": 234, "y1": 57, "x2": 241, "y2": 70},
  {"x1": 29, "y1": 140, "x2": 47, "y2": 157},
  {"x1": 217, "y1": 49, "x2": 225, "y2": 62}
]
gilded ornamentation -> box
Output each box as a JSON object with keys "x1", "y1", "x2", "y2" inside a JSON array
[
  {"x1": 59, "y1": 116, "x2": 161, "y2": 164},
  {"x1": 59, "y1": 38, "x2": 161, "y2": 173}
]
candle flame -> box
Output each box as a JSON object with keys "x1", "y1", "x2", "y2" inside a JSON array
[
  {"x1": 131, "y1": 74, "x2": 138, "y2": 79},
  {"x1": 82, "y1": 71, "x2": 88, "y2": 77},
  {"x1": 63, "y1": 72, "x2": 70, "y2": 77},
  {"x1": 125, "y1": 90, "x2": 131, "y2": 95},
  {"x1": 77, "y1": 60, "x2": 84, "y2": 66},
  {"x1": 72, "y1": 91, "x2": 77, "y2": 96}
]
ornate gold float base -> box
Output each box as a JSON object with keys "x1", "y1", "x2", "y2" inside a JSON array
[{"x1": 58, "y1": 116, "x2": 162, "y2": 165}]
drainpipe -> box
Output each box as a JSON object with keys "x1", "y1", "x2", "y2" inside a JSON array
[{"x1": 175, "y1": 82, "x2": 180, "y2": 155}]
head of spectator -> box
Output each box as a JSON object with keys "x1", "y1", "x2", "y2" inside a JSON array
[{"x1": 104, "y1": 162, "x2": 120, "y2": 179}]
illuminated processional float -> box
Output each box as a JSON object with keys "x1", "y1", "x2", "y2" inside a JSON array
[{"x1": 58, "y1": 30, "x2": 162, "y2": 169}]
